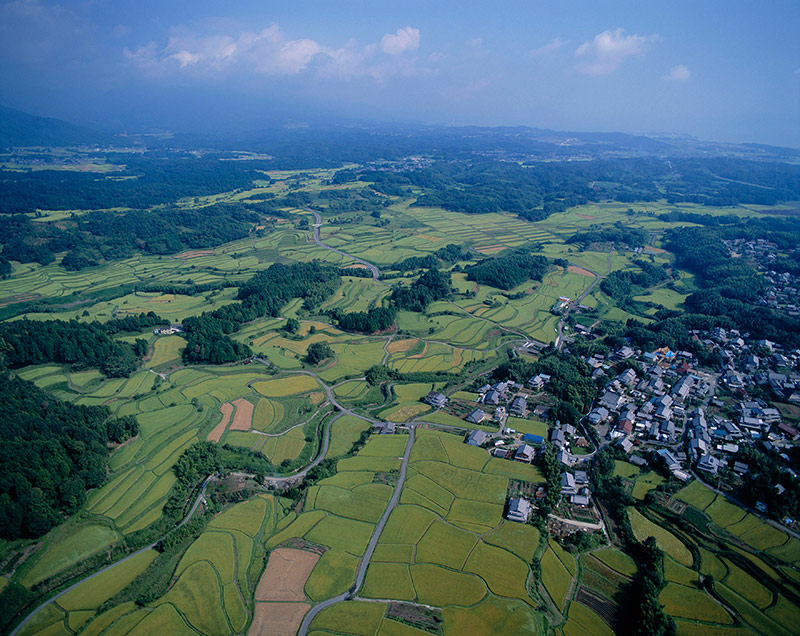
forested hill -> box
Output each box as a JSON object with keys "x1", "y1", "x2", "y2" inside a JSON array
[
  {"x1": 0, "y1": 105, "x2": 112, "y2": 147},
  {"x1": 0, "y1": 313, "x2": 163, "y2": 377},
  {"x1": 0, "y1": 373, "x2": 138, "y2": 539}
]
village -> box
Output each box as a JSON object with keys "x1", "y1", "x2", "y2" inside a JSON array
[{"x1": 416, "y1": 323, "x2": 800, "y2": 533}]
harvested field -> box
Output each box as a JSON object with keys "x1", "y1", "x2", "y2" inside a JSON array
[
  {"x1": 249, "y1": 602, "x2": 310, "y2": 636},
  {"x1": 206, "y1": 402, "x2": 233, "y2": 442},
  {"x1": 175, "y1": 249, "x2": 214, "y2": 259},
  {"x1": 231, "y1": 397, "x2": 254, "y2": 431},
  {"x1": 255, "y1": 548, "x2": 320, "y2": 601},
  {"x1": 568, "y1": 265, "x2": 595, "y2": 277}
]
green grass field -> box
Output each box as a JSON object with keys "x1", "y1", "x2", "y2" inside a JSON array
[
  {"x1": 628, "y1": 507, "x2": 693, "y2": 566},
  {"x1": 540, "y1": 548, "x2": 572, "y2": 609},
  {"x1": 305, "y1": 549, "x2": 359, "y2": 601},
  {"x1": 22, "y1": 523, "x2": 120, "y2": 587}
]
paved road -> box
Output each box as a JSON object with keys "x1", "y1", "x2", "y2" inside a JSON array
[
  {"x1": 10, "y1": 476, "x2": 214, "y2": 636},
  {"x1": 298, "y1": 426, "x2": 415, "y2": 636},
  {"x1": 310, "y1": 210, "x2": 385, "y2": 283}
]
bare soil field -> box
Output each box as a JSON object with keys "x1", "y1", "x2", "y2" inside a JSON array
[
  {"x1": 206, "y1": 402, "x2": 234, "y2": 442},
  {"x1": 568, "y1": 265, "x2": 596, "y2": 277},
  {"x1": 387, "y1": 339, "x2": 417, "y2": 354},
  {"x1": 230, "y1": 398, "x2": 255, "y2": 431},
  {"x1": 249, "y1": 602, "x2": 311, "y2": 636},
  {"x1": 255, "y1": 548, "x2": 320, "y2": 601}
]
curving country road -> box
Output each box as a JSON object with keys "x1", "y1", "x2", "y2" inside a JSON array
[
  {"x1": 310, "y1": 210, "x2": 386, "y2": 283},
  {"x1": 10, "y1": 476, "x2": 215, "y2": 636},
  {"x1": 298, "y1": 425, "x2": 415, "y2": 636},
  {"x1": 555, "y1": 255, "x2": 611, "y2": 351}
]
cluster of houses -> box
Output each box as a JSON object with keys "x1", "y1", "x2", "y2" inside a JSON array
[
  {"x1": 581, "y1": 328, "x2": 800, "y2": 486},
  {"x1": 460, "y1": 379, "x2": 532, "y2": 427},
  {"x1": 723, "y1": 237, "x2": 800, "y2": 320}
]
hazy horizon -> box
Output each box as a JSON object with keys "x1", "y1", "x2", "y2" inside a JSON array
[{"x1": 1, "y1": 0, "x2": 798, "y2": 146}]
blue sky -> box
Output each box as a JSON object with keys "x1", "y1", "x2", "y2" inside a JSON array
[{"x1": 1, "y1": 0, "x2": 798, "y2": 145}]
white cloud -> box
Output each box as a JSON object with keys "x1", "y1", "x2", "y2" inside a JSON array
[
  {"x1": 124, "y1": 23, "x2": 427, "y2": 81},
  {"x1": 167, "y1": 50, "x2": 200, "y2": 69},
  {"x1": 530, "y1": 38, "x2": 567, "y2": 57},
  {"x1": 575, "y1": 28, "x2": 658, "y2": 75},
  {"x1": 380, "y1": 26, "x2": 420, "y2": 55},
  {"x1": 665, "y1": 64, "x2": 691, "y2": 81}
]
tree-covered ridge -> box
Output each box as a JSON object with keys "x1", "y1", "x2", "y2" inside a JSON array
[
  {"x1": 666, "y1": 226, "x2": 800, "y2": 347},
  {"x1": 182, "y1": 262, "x2": 341, "y2": 364},
  {"x1": 0, "y1": 202, "x2": 260, "y2": 270},
  {"x1": 464, "y1": 248, "x2": 549, "y2": 290},
  {"x1": 0, "y1": 155, "x2": 266, "y2": 215},
  {"x1": 0, "y1": 373, "x2": 138, "y2": 539},
  {"x1": 391, "y1": 268, "x2": 454, "y2": 312},
  {"x1": 356, "y1": 157, "x2": 800, "y2": 221},
  {"x1": 337, "y1": 306, "x2": 396, "y2": 334},
  {"x1": 0, "y1": 314, "x2": 162, "y2": 377},
  {"x1": 334, "y1": 267, "x2": 454, "y2": 334}
]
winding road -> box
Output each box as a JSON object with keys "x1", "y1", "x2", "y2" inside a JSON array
[
  {"x1": 310, "y1": 211, "x2": 385, "y2": 283},
  {"x1": 298, "y1": 426, "x2": 415, "y2": 636},
  {"x1": 10, "y1": 476, "x2": 215, "y2": 636}
]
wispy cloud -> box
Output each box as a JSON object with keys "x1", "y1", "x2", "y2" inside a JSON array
[
  {"x1": 575, "y1": 28, "x2": 658, "y2": 75},
  {"x1": 664, "y1": 64, "x2": 691, "y2": 81},
  {"x1": 530, "y1": 38, "x2": 567, "y2": 57},
  {"x1": 125, "y1": 23, "x2": 425, "y2": 81}
]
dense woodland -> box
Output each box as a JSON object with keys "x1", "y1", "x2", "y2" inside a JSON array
[
  {"x1": 0, "y1": 313, "x2": 163, "y2": 377},
  {"x1": 182, "y1": 262, "x2": 341, "y2": 364},
  {"x1": 465, "y1": 249, "x2": 549, "y2": 290},
  {"x1": 0, "y1": 202, "x2": 261, "y2": 269},
  {"x1": 0, "y1": 373, "x2": 138, "y2": 539}
]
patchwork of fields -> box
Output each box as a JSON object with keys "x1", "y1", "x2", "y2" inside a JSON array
[{"x1": 5, "y1": 168, "x2": 794, "y2": 636}]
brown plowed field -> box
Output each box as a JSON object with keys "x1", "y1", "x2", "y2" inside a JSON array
[
  {"x1": 230, "y1": 398, "x2": 255, "y2": 431},
  {"x1": 567, "y1": 265, "x2": 596, "y2": 277},
  {"x1": 255, "y1": 548, "x2": 320, "y2": 602},
  {"x1": 387, "y1": 339, "x2": 417, "y2": 354},
  {"x1": 206, "y1": 402, "x2": 234, "y2": 442},
  {"x1": 249, "y1": 602, "x2": 310, "y2": 636}
]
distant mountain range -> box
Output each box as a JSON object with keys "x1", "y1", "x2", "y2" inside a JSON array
[
  {"x1": 0, "y1": 105, "x2": 112, "y2": 147},
  {"x1": 1, "y1": 104, "x2": 798, "y2": 162}
]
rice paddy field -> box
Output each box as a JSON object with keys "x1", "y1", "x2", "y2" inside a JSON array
[
  {"x1": 353, "y1": 428, "x2": 545, "y2": 634},
  {"x1": 3, "y1": 169, "x2": 781, "y2": 636}
]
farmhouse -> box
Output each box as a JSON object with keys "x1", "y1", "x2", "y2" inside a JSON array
[
  {"x1": 507, "y1": 497, "x2": 532, "y2": 523},
  {"x1": 465, "y1": 409, "x2": 486, "y2": 424},
  {"x1": 465, "y1": 430, "x2": 487, "y2": 446},
  {"x1": 424, "y1": 391, "x2": 447, "y2": 408},
  {"x1": 514, "y1": 444, "x2": 536, "y2": 463}
]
